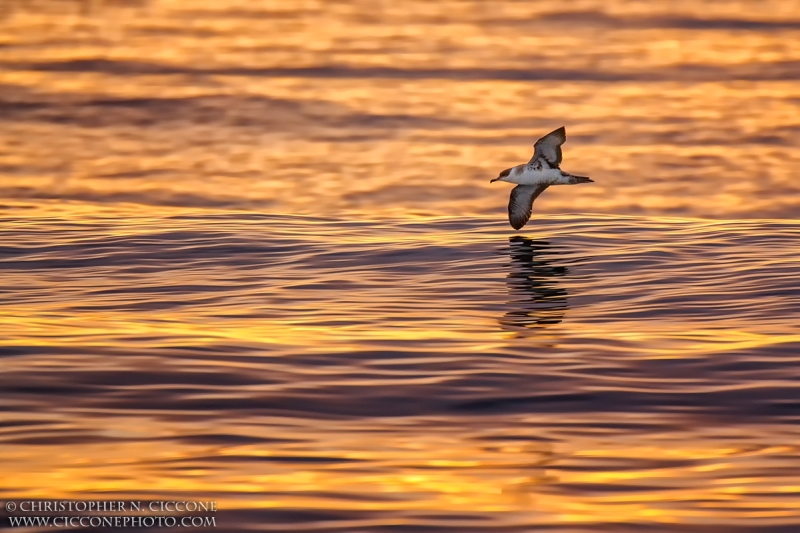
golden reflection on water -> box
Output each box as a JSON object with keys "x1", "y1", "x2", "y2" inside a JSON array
[
  {"x1": 1, "y1": 202, "x2": 800, "y2": 530},
  {"x1": 1, "y1": 2, "x2": 800, "y2": 218},
  {"x1": 2, "y1": 0, "x2": 800, "y2": 530},
  {"x1": 5, "y1": 416, "x2": 800, "y2": 524}
]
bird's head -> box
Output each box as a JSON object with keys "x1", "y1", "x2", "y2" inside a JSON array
[{"x1": 490, "y1": 168, "x2": 513, "y2": 183}]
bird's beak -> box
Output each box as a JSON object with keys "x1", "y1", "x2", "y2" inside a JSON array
[{"x1": 490, "y1": 177, "x2": 499, "y2": 183}]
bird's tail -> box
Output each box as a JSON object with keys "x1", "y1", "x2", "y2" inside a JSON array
[{"x1": 563, "y1": 173, "x2": 593, "y2": 184}]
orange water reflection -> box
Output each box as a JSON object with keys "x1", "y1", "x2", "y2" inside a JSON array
[
  {"x1": 1, "y1": 2, "x2": 800, "y2": 219},
  {"x1": 1, "y1": 202, "x2": 800, "y2": 530},
  {"x1": 2, "y1": 1, "x2": 800, "y2": 531}
]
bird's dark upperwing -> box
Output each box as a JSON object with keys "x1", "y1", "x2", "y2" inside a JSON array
[
  {"x1": 508, "y1": 184, "x2": 549, "y2": 230},
  {"x1": 527, "y1": 126, "x2": 566, "y2": 169}
]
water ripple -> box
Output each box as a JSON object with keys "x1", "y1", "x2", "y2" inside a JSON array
[{"x1": 1, "y1": 204, "x2": 800, "y2": 530}]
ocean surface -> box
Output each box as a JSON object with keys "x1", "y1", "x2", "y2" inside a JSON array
[{"x1": 1, "y1": 1, "x2": 800, "y2": 532}]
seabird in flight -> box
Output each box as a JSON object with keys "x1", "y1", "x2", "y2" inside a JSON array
[{"x1": 491, "y1": 127, "x2": 592, "y2": 230}]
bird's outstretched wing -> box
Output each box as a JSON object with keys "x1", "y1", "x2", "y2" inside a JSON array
[
  {"x1": 508, "y1": 184, "x2": 548, "y2": 230},
  {"x1": 527, "y1": 126, "x2": 566, "y2": 169}
]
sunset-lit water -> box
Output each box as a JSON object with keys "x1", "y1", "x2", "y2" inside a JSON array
[{"x1": 2, "y1": 1, "x2": 800, "y2": 532}]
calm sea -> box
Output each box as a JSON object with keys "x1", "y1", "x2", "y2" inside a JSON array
[{"x1": 2, "y1": 1, "x2": 800, "y2": 531}]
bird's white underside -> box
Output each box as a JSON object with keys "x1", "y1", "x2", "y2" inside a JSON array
[{"x1": 501, "y1": 166, "x2": 567, "y2": 186}]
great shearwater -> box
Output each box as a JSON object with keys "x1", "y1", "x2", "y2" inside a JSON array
[{"x1": 490, "y1": 127, "x2": 592, "y2": 230}]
